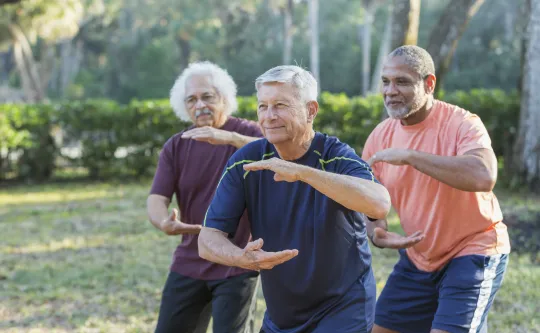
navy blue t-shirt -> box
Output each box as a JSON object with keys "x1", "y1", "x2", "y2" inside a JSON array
[{"x1": 204, "y1": 132, "x2": 379, "y2": 332}]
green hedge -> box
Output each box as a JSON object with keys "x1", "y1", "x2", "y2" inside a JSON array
[{"x1": 0, "y1": 89, "x2": 519, "y2": 181}]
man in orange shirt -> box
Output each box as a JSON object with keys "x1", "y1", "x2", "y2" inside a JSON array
[{"x1": 362, "y1": 45, "x2": 510, "y2": 333}]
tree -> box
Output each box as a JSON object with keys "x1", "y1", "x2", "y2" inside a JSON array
[
  {"x1": 359, "y1": 0, "x2": 385, "y2": 95},
  {"x1": 513, "y1": 0, "x2": 540, "y2": 191},
  {"x1": 390, "y1": 0, "x2": 421, "y2": 50},
  {"x1": 0, "y1": 0, "x2": 20, "y2": 6},
  {"x1": 0, "y1": 0, "x2": 83, "y2": 101},
  {"x1": 309, "y1": 0, "x2": 320, "y2": 90},
  {"x1": 370, "y1": 2, "x2": 393, "y2": 94},
  {"x1": 282, "y1": 0, "x2": 294, "y2": 65},
  {"x1": 426, "y1": 0, "x2": 485, "y2": 95}
]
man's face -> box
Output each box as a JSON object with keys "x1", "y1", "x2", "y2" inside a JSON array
[
  {"x1": 381, "y1": 56, "x2": 428, "y2": 120},
  {"x1": 184, "y1": 75, "x2": 227, "y2": 127},
  {"x1": 256, "y1": 82, "x2": 312, "y2": 145}
]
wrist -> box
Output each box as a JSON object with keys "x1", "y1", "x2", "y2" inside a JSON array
[
  {"x1": 229, "y1": 132, "x2": 243, "y2": 148},
  {"x1": 404, "y1": 149, "x2": 416, "y2": 166},
  {"x1": 296, "y1": 164, "x2": 315, "y2": 182}
]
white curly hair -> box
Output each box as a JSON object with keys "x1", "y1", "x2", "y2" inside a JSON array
[{"x1": 169, "y1": 61, "x2": 238, "y2": 121}]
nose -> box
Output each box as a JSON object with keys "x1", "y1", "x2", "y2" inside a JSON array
[
  {"x1": 267, "y1": 106, "x2": 279, "y2": 120},
  {"x1": 384, "y1": 81, "x2": 399, "y2": 96},
  {"x1": 194, "y1": 98, "x2": 205, "y2": 109}
]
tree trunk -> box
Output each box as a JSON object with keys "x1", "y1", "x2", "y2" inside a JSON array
[
  {"x1": 360, "y1": 3, "x2": 376, "y2": 96},
  {"x1": 370, "y1": 2, "x2": 393, "y2": 94},
  {"x1": 513, "y1": 0, "x2": 540, "y2": 191},
  {"x1": 309, "y1": 0, "x2": 320, "y2": 91},
  {"x1": 176, "y1": 36, "x2": 191, "y2": 72},
  {"x1": 9, "y1": 24, "x2": 45, "y2": 102},
  {"x1": 426, "y1": 0, "x2": 485, "y2": 96},
  {"x1": 390, "y1": 0, "x2": 421, "y2": 51},
  {"x1": 282, "y1": 0, "x2": 294, "y2": 65},
  {"x1": 504, "y1": 1, "x2": 516, "y2": 43}
]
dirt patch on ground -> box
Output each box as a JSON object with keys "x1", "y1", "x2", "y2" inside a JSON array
[{"x1": 503, "y1": 210, "x2": 540, "y2": 263}]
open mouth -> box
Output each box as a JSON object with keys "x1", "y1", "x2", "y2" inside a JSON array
[{"x1": 386, "y1": 101, "x2": 404, "y2": 108}]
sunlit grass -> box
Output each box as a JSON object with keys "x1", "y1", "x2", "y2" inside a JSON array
[{"x1": 0, "y1": 182, "x2": 538, "y2": 333}]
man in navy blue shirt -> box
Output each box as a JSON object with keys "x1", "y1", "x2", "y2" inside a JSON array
[{"x1": 198, "y1": 65, "x2": 423, "y2": 333}]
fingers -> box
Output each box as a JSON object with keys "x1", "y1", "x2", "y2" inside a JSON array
[
  {"x1": 181, "y1": 127, "x2": 213, "y2": 140},
  {"x1": 255, "y1": 249, "x2": 299, "y2": 269},
  {"x1": 244, "y1": 238, "x2": 264, "y2": 251},
  {"x1": 243, "y1": 161, "x2": 268, "y2": 171},
  {"x1": 177, "y1": 223, "x2": 202, "y2": 235}
]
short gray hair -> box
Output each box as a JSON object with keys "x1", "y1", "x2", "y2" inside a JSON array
[
  {"x1": 170, "y1": 61, "x2": 238, "y2": 121},
  {"x1": 388, "y1": 45, "x2": 436, "y2": 79},
  {"x1": 255, "y1": 65, "x2": 318, "y2": 102}
]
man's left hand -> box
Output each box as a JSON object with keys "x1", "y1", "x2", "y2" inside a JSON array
[
  {"x1": 243, "y1": 158, "x2": 302, "y2": 182},
  {"x1": 368, "y1": 148, "x2": 413, "y2": 166},
  {"x1": 181, "y1": 126, "x2": 234, "y2": 145}
]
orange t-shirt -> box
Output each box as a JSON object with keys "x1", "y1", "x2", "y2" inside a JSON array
[{"x1": 362, "y1": 100, "x2": 511, "y2": 272}]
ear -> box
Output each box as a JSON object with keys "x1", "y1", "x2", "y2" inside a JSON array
[
  {"x1": 306, "y1": 101, "x2": 319, "y2": 123},
  {"x1": 424, "y1": 74, "x2": 437, "y2": 94}
]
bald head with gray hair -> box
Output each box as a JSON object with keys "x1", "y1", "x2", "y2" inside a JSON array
[
  {"x1": 388, "y1": 45, "x2": 436, "y2": 80},
  {"x1": 255, "y1": 65, "x2": 318, "y2": 103}
]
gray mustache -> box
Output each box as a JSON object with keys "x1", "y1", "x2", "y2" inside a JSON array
[{"x1": 195, "y1": 108, "x2": 213, "y2": 118}]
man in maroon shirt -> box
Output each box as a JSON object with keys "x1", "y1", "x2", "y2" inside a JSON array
[{"x1": 147, "y1": 61, "x2": 263, "y2": 333}]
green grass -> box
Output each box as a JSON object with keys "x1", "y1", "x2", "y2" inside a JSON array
[{"x1": 0, "y1": 182, "x2": 539, "y2": 332}]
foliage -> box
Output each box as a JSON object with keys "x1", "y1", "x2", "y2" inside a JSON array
[{"x1": 0, "y1": 89, "x2": 520, "y2": 182}]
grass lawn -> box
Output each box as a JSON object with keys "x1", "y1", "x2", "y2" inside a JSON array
[{"x1": 0, "y1": 181, "x2": 539, "y2": 332}]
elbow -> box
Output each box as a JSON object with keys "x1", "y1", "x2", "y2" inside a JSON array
[
  {"x1": 476, "y1": 177, "x2": 496, "y2": 192},
  {"x1": 369, "y1": 188, "x2": 391, "y2": 220},
  {"x1": 475, "y1": 172, "x2": 497, "y2": 192}
]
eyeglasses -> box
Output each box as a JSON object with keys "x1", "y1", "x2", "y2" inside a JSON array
[{"x1": 184, "y1": 93, "x2": 219, "y2": 109}]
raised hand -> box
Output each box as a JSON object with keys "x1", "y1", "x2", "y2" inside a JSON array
[
  {"x1": 243, "y1": 158, "x2": 302, "y2": 182},
  {"x1": 161, "y1": 208, "x2": 202, "y2": 235},
  {"x1": 371, "y1": 227, "x2": 424, "y2": 249},
  {"x1": 181, "y1": 126, "x2": 234, "y2": 146},
  {"x1": 239, "y1": 238, "x2": 299, "y2": 271}
]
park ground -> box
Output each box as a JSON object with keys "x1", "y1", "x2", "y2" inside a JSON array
[{"x1": 0, "y1": 181, "x2": 539, "y2": 332}]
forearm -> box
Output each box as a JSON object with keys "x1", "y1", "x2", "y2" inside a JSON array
[
  {"x1": 198, "y1": 227, "x2": 245, "y2": 267},
  {"x1": 230, "y1": 132, "x2": 260, "y2": 148},
  {"x1": 407, "y1": 150, "x2": 496, "y2": 192},
  {"x1": 298, "y1": 167, "x2": 391, "y2": 219},
  {"x1": 146, "y1": 195, "x2": 170, "y2": 231}
]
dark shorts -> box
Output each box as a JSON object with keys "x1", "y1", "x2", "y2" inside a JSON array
[
  {"x1": 155, "y1": 271, "x2": 259, "y2": 333},
  {"x1": 375, "y1": 249, "x2": 509, "y2": 333},
  {"x1": 261, "y1": 268, "x2": 376, "y2": 333}
]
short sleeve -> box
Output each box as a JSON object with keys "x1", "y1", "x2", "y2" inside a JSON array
[
  {"x1": 149, "y1": 139, "x2": 177, "y2": 198},
  {"x1": 203, "y1": 152, "x2": 247, "y2": 236},
  {"x1": 456, "y1": 115, "x2": 493, "y2": 155},
  {"x1": 332, "y1": 142, "x2": 380, "y2": 184}
]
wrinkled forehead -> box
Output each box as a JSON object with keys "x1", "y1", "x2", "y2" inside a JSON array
[
  {"x1": 257, "y1": 82, "x2": 298, "y2": 102},
  {"x1": 381, "y1": 56, "x2": 419, "y2": 80},
  {"x1": 185, "y1": 75, "x2": 217, "y2": 97}
]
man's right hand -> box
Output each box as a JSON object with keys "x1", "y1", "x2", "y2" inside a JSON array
[
  {"x1": 371, "y1": 227, "x2": 424, "y2": 249},
  {"x1": 160, "y1": 208, "x2": 202, "y2": 235},
  {"x1": 239, "y1": 238, "x2": 298, "y2": 271}
]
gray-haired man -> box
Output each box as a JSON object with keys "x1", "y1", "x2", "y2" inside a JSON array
[{"x1": 197, "y1": 65, "x2": 407, "y2": 333}]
